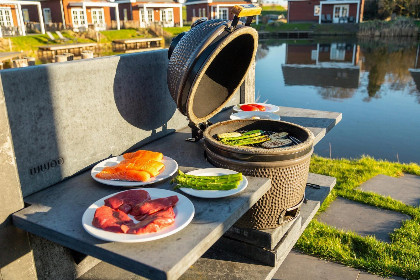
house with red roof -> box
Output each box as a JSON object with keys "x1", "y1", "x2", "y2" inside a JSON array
[
  {"x1": 39, "y1": 0, "x2": 120, "y2": 31},
  {"x1": 115, "y1": 0, "x2": 183, "y2": 28},
  {"x1": 287, "y1": 0, "x2": 365, "y2": 24},
  {"x1": 185, "y1": 0, "x2": 257, "y2": 22}
]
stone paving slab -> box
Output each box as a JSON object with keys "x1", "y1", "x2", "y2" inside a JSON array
[
  {"x1": 359, "y1": 174, "x2": 420, "y2": 206},
  {"x1": 317, "y1": 197, "x2": 410, "y2": 243},
  {"x1": 273, "y1": 250, "x2": 405, "y2": 280}
]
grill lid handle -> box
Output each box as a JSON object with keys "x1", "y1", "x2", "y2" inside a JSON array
[{"x1": 231, "y1": 4, "x2": 262, "y2": 27}]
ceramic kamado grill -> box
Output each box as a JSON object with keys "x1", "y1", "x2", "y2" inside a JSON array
[{"x1": 167, "y1": 5, "x2": 314, "y2": 229}]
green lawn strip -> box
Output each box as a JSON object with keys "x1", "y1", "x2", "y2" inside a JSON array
[
  {"x1": 258, "y1": 22, "x2": 313, "y2": 32},
  {"x1": 7, "y1": 34, "x2": 50, "y2": 52},
  {"x1": 299, "y1": 155, "x2": 420, "y2": 279},
  {"x1": 261, "y1": 5, "x2": 286, "y2": 12},
  {"x1": 163, "y1": 26, "x2": 190, "y2": 37},
  {"x1": 99, "y1": 29, "x2": 152, "y2": 43}
]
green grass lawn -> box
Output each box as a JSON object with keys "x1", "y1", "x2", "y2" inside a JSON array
[
  {"x1": 163, "y1": 26, "x2": 190, "y2": 37},
  {"x1": 99, "y1": 28, "x2": 152, "y2": 43},
  {"x1": 255, "y1": 22, "x2": 314, "y2": 32},
  {"x1": 261, "y1": 5, "x2": 287, "y2": 12},
  {"x1": 300, "y1": 155, "x2": 420, "y2": 279}
]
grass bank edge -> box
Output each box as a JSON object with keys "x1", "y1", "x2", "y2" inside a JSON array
[{"x1": 298, "y1": 155, "x2": 420, "y2": 279}]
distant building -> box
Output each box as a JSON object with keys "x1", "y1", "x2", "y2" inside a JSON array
[
  {"x1": 287, "y1": 0, "x2": 365, "y2": 24},
  {"x1": 185, "y1": 0, "x2": 257, "y2": 22},
  {"x1": 39, "y1": 0, "x2": 120, "y2": 31},
  {"x1": 115, "y1": 0, "x2": 183, "y2": 28}
]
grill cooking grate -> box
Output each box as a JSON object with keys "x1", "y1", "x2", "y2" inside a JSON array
[{"x1": 215, "y1": 130, "x2": 302, "y2": 148}]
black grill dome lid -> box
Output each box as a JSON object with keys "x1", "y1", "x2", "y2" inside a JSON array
[{"x1": 167, "y1": 5, "x2": 261, "y2": 125}]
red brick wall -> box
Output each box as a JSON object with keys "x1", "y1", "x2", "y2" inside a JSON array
[
  {"x1": 153, "y1": 9, "x2": 160, "y2": 21},
  {"x1": 173, "y1": 7, "x2": 181, "y2": 25},
  {"x1": 187, "y1": 3, "x2": 209, "y2": 21},
  {"x1": 288, "y1": 0, "x2": 320, "y2": 22},
  {"x1": 348, "y1": 3, "x2": 358, "y2": 18},
  {"x1": 322, "y1": 5, "x2": 333, "y2": 18},
  {"x1": 132, "y1": 6, "x2": 140, "y2": 22}
]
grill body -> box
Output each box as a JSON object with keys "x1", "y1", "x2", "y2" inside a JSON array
[{"x1": 204, "y1": 119, "x2": 314, "y2": 229}]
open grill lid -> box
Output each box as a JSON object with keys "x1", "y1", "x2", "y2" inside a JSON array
[{"x1": 167, "y1": 5, "x2": 261, "y2": 140}]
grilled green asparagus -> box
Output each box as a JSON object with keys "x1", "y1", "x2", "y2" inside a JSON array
[{"x1": 173, "y1": 170, "x2": 243, "y2": 190}]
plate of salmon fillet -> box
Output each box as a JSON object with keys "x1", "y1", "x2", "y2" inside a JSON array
[
  {"x1": 82, "y1": 189, "x2": 195, "y2": 242},
  {"x1": 91, "y1": 150, "x2": 178, "y2": 187}
]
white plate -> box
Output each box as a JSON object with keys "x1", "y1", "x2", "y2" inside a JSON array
[
  {"x1": 230, "y1": 111, "x2": 280, "y2": 121},
  {"x1": 82, "y1": 188, "x2": 194, "y2": 243},
  {"x1": 178, "y1": 168, "x2": 248, "y2": 199},
  {"x1": 91, "y1": 156, "x2": 178, "y2": 187},
  {"x1": 233, "y1": 103, "x2": 279, "y2": 113}
]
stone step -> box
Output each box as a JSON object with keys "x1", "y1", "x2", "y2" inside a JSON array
[
  {"x1": 224, "y1": 173, "x2": 336, "y2": 250},
  {"x1": 318, "y1": 197, "x2": 410, "y2": 242},
  {"x1": 273, "y1": 250, "x2": 405, "y2": 280},
  {"x1": 358, "y1": 174, "x2": 420, "y2": 206}
]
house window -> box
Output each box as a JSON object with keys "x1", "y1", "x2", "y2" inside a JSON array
[
  {"x1": 43, "y1": 8, "x2": 52, "y2": 24},
  {"x1": 192, "y1": 9, "x2": 195, "y2": 18},
  {"x1": 161, "y1": 8, "x2": 173, "y2": 23},
  {"x1": 0, "y1": 7, "x2": 13, "y2": 27},
  {"x1": 71, "y1": 8, "x2": 85, "y2": 27},
  {"x1": 123, "y1": 8, "x2": 128, "y2": 21},
  {"x1": 199, "y1": 8, "x2": 201, "y2": 17},
  {"x1": 314, "y1": 5, "x2": 320, "y2": 16},
  {"x1": 22, "y1": 9, "x2": 30, "y2": 23},
  {"x1": 140, "y1": 8, "x2": 154, "y2": 23},
  {"x1": 219, "y1": 8, "x2": 228, "y2": 20},
  {"x1": 91, "y1": 8, "x2": 105, "y2": 25},
  {"x1": 202, "y1": 8, "x2": 206, "y2": 17}
]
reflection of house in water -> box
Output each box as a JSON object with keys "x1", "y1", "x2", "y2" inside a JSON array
[{"x1": 282, "y1": 43, "x2": 361, "y2": 91}]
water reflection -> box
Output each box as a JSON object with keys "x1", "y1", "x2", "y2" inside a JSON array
[
  {"x1": 259, "y1": 38, "x2": 420, "y2": 102},
  {"x1": 281, "y1": 43, "x2": 360, "y2": 100},
  {"x1": 255, "y1": 37, "x2": 420, "y2": 163}
]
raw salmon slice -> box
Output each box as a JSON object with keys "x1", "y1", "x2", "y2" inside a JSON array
[
  {"x1": 96, "y1": 169, "x2": 151, "y2": 182},
  {"x1": 119, "y1": 158, "x2": 165, "y2": 177},
  {"x1": 123, "y1": 150, "x2": 164, "y2": 161}
]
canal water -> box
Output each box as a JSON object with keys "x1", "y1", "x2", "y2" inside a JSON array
[{"x1": 255, "y1": 37, "x2": 420, "y2": 164}]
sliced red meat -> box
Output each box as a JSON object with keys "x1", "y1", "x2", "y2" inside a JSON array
[
  {"x1": 104, "y1": 189, "x2": 151, "y2": 214},
  {"x1": 122, "y1": 207, "x2": 176, "y2": 234},
  {"x1": 92, "y1": 206, "x2": 134, "y2": 233},
  {"x1": 131, "y1": 195, "x2": 179, "y2": 217}
]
